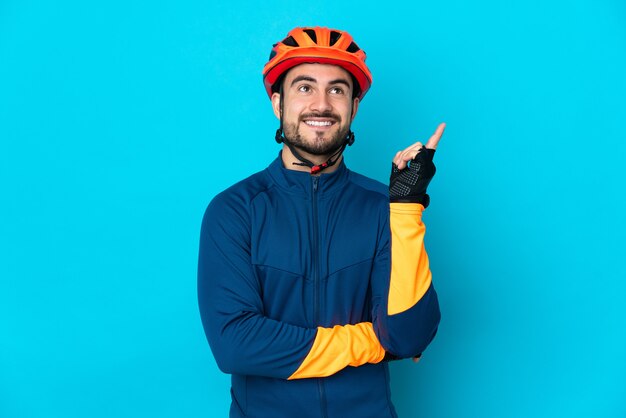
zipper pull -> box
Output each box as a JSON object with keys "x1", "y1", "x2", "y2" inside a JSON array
[{"x1": 312, "y1": 176, "x2": 319, "y2": 192}]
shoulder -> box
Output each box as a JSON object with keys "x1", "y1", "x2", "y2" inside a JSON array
[
  {"x1": 344, "y1": 169, "x2": 390, "y2": 240},
  {"x1": 214, "y1": 169, "x2": 271, "y2": 204},
  {"x1": 203, "y1": 168, "x2": 273, "y2": 225},
  {"x1": 344, "y1": 169, "x2": 389, "y2": 224},
  {"x1": 346, "y1": 170, "x2": 388, "y2": 200}
]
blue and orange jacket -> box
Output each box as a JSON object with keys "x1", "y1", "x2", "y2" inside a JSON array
[{"x1": 198, "y1": 155, "x2": 440, "y2": 418}]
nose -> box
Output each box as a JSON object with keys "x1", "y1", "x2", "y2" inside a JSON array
[{"x1": 309, "y1": 90, "x2": 332, "y2": 113}]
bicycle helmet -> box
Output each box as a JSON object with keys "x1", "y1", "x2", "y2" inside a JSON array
[{"x1": 263, "y1": 27, "x2": 372, "y2": 100}]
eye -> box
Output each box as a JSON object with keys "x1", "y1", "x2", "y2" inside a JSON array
[
  {"x1": 297, "y1": 84, "x2": 312, "y2": 93},
  {"x1": 329, "y1": 86, "x2": 345, "y2": 95}
]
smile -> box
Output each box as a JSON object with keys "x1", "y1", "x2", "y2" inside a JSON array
[{"x1": 303, "y1": 120, "x2": 335, "y2": 127}]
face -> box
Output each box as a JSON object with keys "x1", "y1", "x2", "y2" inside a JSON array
[{"x1": 272, "y1": 63, "x2": 360, "y2": 158}]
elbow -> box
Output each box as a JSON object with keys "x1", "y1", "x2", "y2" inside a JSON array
[
  {"x1": 199, "y1": 306, "x2": 246, "y2": 375},
  {"x1": 204, "y1": 316, "x2": 254, "y2": 376},
  {"x1": 211, "y1": 345, "x2": 240, "y2": 374},
  {"x1": 203, "y1": 310, "x2": 271, "y2": 376},
  {"x1": 207, "y1": 328, "x2": 252, "y2": 375},
  {"x1": 379, "y1": 286, "x2": 441, "y2": 358},
  {"x1": 407, "y1": 309, "x2": 441, "y2": 357},
  {"x1": 386, "y1": 312, "x2": 440, "y2": 358}
]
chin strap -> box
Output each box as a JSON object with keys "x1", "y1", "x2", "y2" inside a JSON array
[{"x1": 275, "y1": 128, "x2": 354, "y2": 175}]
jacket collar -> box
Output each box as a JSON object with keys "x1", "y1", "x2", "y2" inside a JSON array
[{"x1": 266, "y1": 151, "x2": 350, "y2": 198}]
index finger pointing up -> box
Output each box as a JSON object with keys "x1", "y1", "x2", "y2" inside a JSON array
[{"x1": 425, "y1": 122, "x2": 446, "y2": 150}]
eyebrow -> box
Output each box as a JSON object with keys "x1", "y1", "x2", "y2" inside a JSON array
[
  {"x1": 290, "y1": 75, "x2": 352, "y2": 88},
  {"x1": 290, "y1": 75, "x2": 316, "y2": 86}
]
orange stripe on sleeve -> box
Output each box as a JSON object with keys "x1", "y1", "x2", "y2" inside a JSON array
[
  {"x1": 288, "y1": 322, "x2": 385, "y2": 380},
  {"x1": 388, "y1": 202, "x2": 432, "y2": 316}
]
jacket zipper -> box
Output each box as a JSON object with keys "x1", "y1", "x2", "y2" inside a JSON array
[{"x1": 311, "y1": 176, "x2": 328, "y2": 418}]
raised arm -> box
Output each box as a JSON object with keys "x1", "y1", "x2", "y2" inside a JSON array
[{"x1": 371, "y1": 123, "x2": 445, "y2": 358}]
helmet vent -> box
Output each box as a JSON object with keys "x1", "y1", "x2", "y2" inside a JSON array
[
  {"x1": 303, "y1": 29, "x2": 317, "y2": 43},
  {"x1": 347, "y1": 42, "x2": 360, "y2": 53},
  {"x1": 282, "y1": 36, "x2": 299, "y2": 47},
  {"x1": 329, "y1": 31, "x2": 342, "y2": 46}
]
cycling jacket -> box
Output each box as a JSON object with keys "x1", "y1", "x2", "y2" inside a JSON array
[{"x1": 198, "y1": 155, "x2": 440, "y2": 418}]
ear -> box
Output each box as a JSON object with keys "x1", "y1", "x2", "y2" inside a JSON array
[
  {"x1": 350, "y1": 97, "x2": 360, "y2": 121},
  {"x1": 271, "y1": 92, "x2": 281, "y2": 120}
]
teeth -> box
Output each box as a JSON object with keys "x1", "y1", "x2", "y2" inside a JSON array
[{"x1": 305, "y1": 120, "x2": 332, "y2": 126}]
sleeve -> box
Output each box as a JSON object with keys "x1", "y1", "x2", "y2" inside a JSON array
[
  {"x1": 370, "y1": 202, "x2": 441, "y2": 359},
  {"x1": 197, "y1": 194, "x2": 385, "y2": 380}
]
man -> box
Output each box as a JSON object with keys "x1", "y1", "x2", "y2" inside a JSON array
[{"x1": 198, "y1": 26, "x2": 443, "y2": 418}]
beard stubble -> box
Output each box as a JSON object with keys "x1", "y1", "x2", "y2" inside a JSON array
[{"x1": 282, "y1": 115, "x2": 350, "y2": 156}]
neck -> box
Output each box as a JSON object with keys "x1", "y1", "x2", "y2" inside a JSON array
[{"x1": 280, "y1": 144, "x2": 343, "y2": 175}]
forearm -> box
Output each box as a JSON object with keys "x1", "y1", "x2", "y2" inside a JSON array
[
  {"x1": 388, "y1": 203, "x2": 432, "y2": 315},
  {"x1": 372, "y1": 203, "x2": 441, "y2": 358},
  {"x1": 287, "y1": 322, "x2": 385, "y2": 379},
  {"x1": 198, "y1": 292, "x2": 385, "y2": 379}
]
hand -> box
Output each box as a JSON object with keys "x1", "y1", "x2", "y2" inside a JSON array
[
  {"x1": 392, "y1": 123, "x2": 445, "y2": 170},
  {"x1": 389, "y1": 123, "x2": 446, "y2": 206}
]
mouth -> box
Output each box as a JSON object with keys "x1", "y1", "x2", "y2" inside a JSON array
[{"x1": 301, "y1": 118, "x2": 337, "y2": 130}]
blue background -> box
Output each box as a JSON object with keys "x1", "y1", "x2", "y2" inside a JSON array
[{"x1": 1, "y1": 0, "x2": 625, "y2": 417}]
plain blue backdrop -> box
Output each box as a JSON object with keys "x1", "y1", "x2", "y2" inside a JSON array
[{"x1": 1, "y1": 0, "x2": 625, "y2": 417}]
